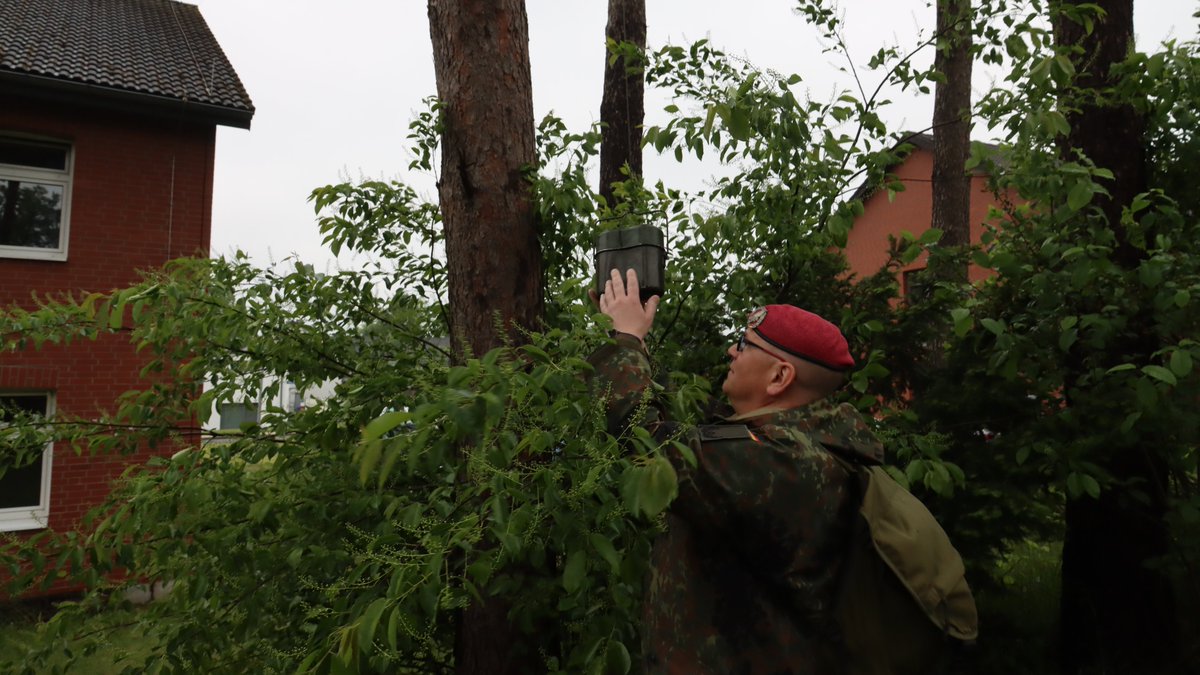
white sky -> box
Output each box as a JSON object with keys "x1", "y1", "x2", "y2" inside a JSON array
[{"x1": 190, "y1": 0, "x2": 1199, "y2": 270}]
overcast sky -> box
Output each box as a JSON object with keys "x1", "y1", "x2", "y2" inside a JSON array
[{"x1": 190, "y1": 0, "x2": 1199, "y2": 270}]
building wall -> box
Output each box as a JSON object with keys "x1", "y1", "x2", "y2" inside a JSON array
[
  {"x1": 1, "y1": 95, "x2": 215, "y2": 534},
  {"x1": 843, "y1": 147, "x2": 999, "y2": 286}
]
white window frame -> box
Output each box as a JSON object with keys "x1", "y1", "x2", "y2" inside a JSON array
[
  {"x1": 0, "y1": 391, "x2": 55, "y2": 532},
  {"x1": 0, "y1": 135, "x2": 73, "y2": 262},
  {"x1": 218, "y1": 401, "x2": 260, "y2": 430}
]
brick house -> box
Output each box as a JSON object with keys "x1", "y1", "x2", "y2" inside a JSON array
[
  {"x1": 0, "y1": 0, "x2": 252, "y2": 536},
  {"x1": 843, "y1": 133, "x2": 1003, "y2": 293}
]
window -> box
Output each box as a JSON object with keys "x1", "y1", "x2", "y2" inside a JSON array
[
  {"x1": 0, "y1": 136, "x2": 72, "y2": 261},
  {"x1": 219, "y1": 402, "x2": 260, "y2": 430},
  {"x1": 0, "y1": 392, "x2": 54, "y2": 531}
]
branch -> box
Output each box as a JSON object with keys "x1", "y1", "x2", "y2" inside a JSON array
[
  {"x1": 340, "y1": 292, "x2": 452, "y2": 360},
  {"x1": 183, "y1": 294, "x2": 365, "y2": 377}
]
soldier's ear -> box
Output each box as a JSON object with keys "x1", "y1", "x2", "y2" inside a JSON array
[{"x1": 766, "y1": 361, "x2": 795, "y2": 396}]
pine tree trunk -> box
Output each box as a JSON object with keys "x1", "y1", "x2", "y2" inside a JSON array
[
  {"x1": 912, "y1": 0, "x2": 974, "y2": 391},
  {"x1": 930, "y1": 0, "x2": 973, "y2": 284},
  {"x1": 427, "y1": 2, "x2": 543, "y2": 673},
  {"x1": 598, "y1": 0, "x2": 646, "y2": 207},
  {"x1": 428, "y1": 0, "x2": 543, "y2": 362},
  {"x1": 1053, "y1": 1, "x2": 1179, "y2": 671}
]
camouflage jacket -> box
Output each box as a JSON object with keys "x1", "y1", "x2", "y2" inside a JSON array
[{"x1": 589, "y1": 333, "x2": 886, "y2": 675}]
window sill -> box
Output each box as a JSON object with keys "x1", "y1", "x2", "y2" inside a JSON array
[
  {"x1": 0, "y1": 511, "x2": 49, "y2": 532},
  {"x1": 0, "y1": 247, "x2": 68, "y2": 262}
]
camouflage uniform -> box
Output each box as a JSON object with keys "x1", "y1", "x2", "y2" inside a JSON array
[{"x1": 590, "y1": 333, "x2": 885, "y2": 675}]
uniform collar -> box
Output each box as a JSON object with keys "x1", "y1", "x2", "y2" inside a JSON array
[{"x1": 722, "y1": 406, "x2": 790, "y2": 425}]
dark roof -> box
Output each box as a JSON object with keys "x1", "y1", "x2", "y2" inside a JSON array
[
  {"x1": 847, "y1": 132, "x2": 998, "y2": 204},
  {"x1": 847, "y1": 132, "x2": 936, "y2": 204},
  {"x1": 0, "y1": 0, "x2": 254, "y2": 128}
]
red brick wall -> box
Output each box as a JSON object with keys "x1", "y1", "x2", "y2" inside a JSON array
[{"x1": 1, "y1": 96, "x2": 214, "y2": 537}]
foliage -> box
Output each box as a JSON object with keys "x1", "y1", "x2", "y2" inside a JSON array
[
  {"x1": 1, "y1": 237, "x2": 703, "y2": 673},
  {"x1": 950, "y1": 3, "x2": 1200, "y2": 553},
  {"x1": 0, "y1": 601, "x2": 153, "y2": 673},
  {"x1": 0, "y1": 30, "x2": 959, "y2": 672},
  {"x1": 3, "y1": 2, "x2": 1200, "y2": 673},
  {"x1": 967, "y1": 539, "x2": 1063, "y2": 675}
]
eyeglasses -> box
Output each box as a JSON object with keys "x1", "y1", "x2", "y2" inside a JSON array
[{"x1": 736, "y1": 333, "x2": 787, "y2": 362}]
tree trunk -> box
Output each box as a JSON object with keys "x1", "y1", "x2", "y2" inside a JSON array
[
  {"x1": 1054, "y1": 0, "x2": 1146, "y2": 268},
  {"x1": 598, "y1": 0, "x2": 646, "y2": 207},
  {"x1": 428, "y1": 0, "x2": 543, "y2": 362},
  {"x1": 427, "y1": 2, "x2": 543, "y2": 673},
  {"x1": 911, "y1": 0, "x2": 973, "y2": 394},
  {"x1": 1060, "y1": 451, "x2": 1175, "y2": 673},
  {"x1": 1053, "y1": 2, "x2": 1179, "y2": 672},
  {"x1": 930, "y1": 0, "x2": 973, "y2": 284}
]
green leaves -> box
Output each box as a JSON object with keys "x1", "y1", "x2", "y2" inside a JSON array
[
  {"x1": 589, "y1": 533, "x2": 621, "y2": 572},
  {"x1": 6, "y1": 7, "x2": 1199, "y2": 674},
  {"x1": 980, "y1": 317, "x2": 1006, "y2": 336},
  {"x1": 362, "y1": 410, "x2": 410, "y2": 442},
  {"x1": 1067, "y1": 180, "x2": 1095, "y2": 211},
  {"x1": 562, "y1": 549, "x2": 588, "y2": 593},
  {"x1": 357, "y1": 598, "x2": 389, "y2": 654},
  {"x1": 355, "y1": 410, "x2": 412, "y2": 485},
  {"x1": 1, "y1": 254, "x2": 668, "y2": 674},
  {"x1": 726, "y1": 106, "x2": 752, "y2": 142},
  {"x1": 1142, "y1": 365, "x2": 1177, "y2": 386},
  {"x1": 950, "y1": 307, "x2": 974, "y2": 337},
  {"x1": 604, "y1": 640, "x2": 632, "y2": 675},
  {"x1": 1169, "y1": 349, "x2": 1193, "y2": 378},
  {"x1": 1066, "y1": 472, "x2": 1102, "y2": 500},
  {"x1": 620, "y1": 455, "x2": 678, "y2": 518}
]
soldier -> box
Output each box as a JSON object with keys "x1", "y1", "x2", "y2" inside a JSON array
[{"x1": 590, "y1": 268, "x2": 886, "y2": 674}]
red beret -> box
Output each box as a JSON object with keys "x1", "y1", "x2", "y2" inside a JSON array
[{"x1": 747, "y1": 305, "x2": 854, "y2": 371}]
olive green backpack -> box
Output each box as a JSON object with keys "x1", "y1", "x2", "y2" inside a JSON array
[{"x1": 831, "y1": 459, "x2": 979, "y2": 675}]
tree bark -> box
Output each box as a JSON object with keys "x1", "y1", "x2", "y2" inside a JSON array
[
  {"x1": 429, "y1": 0, "x2": 543, "y2": 362},
  {"x1": 1053, "y1": 2, "x2": 1179, "y2": 672},
  {"x1": 598, "y1": 0, "x2": 646, "y2": 207},
  {"x1": 930, "y1": 0, "x2": 973, "y2": 283},
  {"x1": 1060, "y1": 451, "x2": 1176, "y2": 673},
  {"x1": 427, "y1": 2, "x2": 543, "y2": 673},
  {"x1": 910, "y1": 0, "x2": 973, "y2": 391},
  {"x1": 1054, "y1": 0, "x2": 1147, "y2": 268}
]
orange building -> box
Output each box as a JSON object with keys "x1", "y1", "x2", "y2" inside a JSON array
[{"x1": 843, "y1": 133, "x2": 1003, "y2": 292}]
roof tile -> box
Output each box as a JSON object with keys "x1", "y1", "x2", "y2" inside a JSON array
[{"x1": 0, "y1": 0, "x2": 254, "y2": 114}]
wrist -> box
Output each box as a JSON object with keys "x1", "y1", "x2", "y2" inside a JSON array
[{"x1": 609, "y1": 329, "x2": 646, "y2": 348}]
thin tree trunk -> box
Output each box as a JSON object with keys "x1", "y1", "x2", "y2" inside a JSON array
[
  {"x1": 1053, "y1": 2, "x2": 1179, "y2": 672},
  {"x1": 930, "y1": 0, "x2": 973, "y2": 284},
  {"x1": 427, "y1": 2, "x2": 543, "y2": 673},
  {"x1": 912, "y1": 0, "x2": 973, "y2": 395},
  {"x1": 598, "y1": 0, "x2": 646, "y2": 207},
  {"x1": 429, "y1": 0, "x2": 543, "y2": 362}
]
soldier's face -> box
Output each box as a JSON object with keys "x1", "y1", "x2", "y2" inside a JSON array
[{"x1": 723, "y1": 331, "x2": 781, "y2": 411}]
